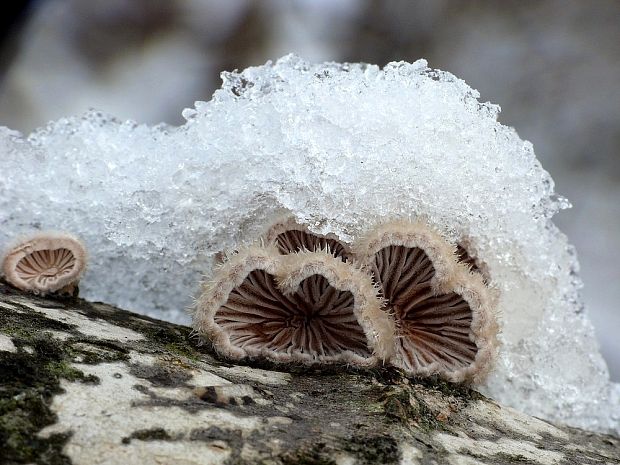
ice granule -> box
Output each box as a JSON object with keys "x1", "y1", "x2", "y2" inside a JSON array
[{"x1": 0, "y1": 54, "x2": 617, "y2": 434}]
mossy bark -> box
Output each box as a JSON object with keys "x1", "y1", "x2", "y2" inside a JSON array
[{"x1": 1, "y1": 282, "x2": 618, "y2": 465}]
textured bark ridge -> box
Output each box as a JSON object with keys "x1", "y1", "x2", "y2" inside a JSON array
[{"x1": 1, "y1": 282, "x2": 618, "y2": 465}]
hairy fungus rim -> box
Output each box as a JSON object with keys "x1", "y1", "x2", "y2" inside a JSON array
[
  {"x1": 1, "y1": 231, "x2": 87, "y2": 295},
  {"x1": 192, "y1": 245, "x2": 281, "y2": 361},
  {"x1": 352, "y1": 220, "x2": 457, "y2": 291},
  {"x1": 193, "y1": 246, "x2": 391, "y2": 366},
  {"x1": 352, "y1": 220, "x2": 498, "y2": 383},
  {"x1": 456, "y1": 238, "x2": 493, "y2": 285},
  {"x1": 448, "y1": 265, "x2": 500, "y2": 383},
  {"x1": 264, "y1": 216, "x2": 352, "y2": 260}
]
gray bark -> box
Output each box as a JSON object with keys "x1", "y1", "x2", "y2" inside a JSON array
[{"x1": 1, "y1": 282, "x2": 618, "y2": 465}]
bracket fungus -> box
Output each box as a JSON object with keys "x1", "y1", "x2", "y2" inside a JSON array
[
  {"x1": 1, "y1": 232, "x2": 87, "y2": 296},
  {"x1": 265, "y1": 217, "x2": 351, "y2": 260},
  {"x1": 193, "y1": 246, "x2": 393, "y2": 366},
  {"x1": 353, "y1": 221, "x2": 498, "y2": 383},
  {"x1": 195, "y1": 217, "x2": 498, "y2": 383}
]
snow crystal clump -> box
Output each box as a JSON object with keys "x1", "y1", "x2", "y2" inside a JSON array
[{"x1": 0, "y1": 54, "x2": 617, "y2": 434}]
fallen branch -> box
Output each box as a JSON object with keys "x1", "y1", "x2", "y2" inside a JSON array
[{"x1": 1, "y1": 282, "x2": 618, "y2": 465}]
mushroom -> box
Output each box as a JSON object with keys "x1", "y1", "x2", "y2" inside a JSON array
[
  {"x1": 193, "y1": 245, "x2": 392, "y2": 366},
  {"x1": 353, "y1": 221, "x2": 498, "y2": 382},
  {"x1": 264, "y1": 216, "x2": 351, "y2": 260},
  {"x1": 2, "y1": 232, "x2": 87, "y2": 296}
]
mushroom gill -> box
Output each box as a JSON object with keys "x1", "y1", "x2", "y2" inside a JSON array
[
  {"x1": 193, "y1": 247, "x2": 391, "y2": 366},
  {"x1": 265, "y1": 217, "x2": 350, "y2": 260},
  {"x1": 353, "y1": 221, "x2": 497, "y2": 382},
  {"x1": 1, "y1": 232, "x2": 87, "y2": 296},
  {"x1": 456, "y1": 242, "x2": 494, "y2": 289},
  {"x1": 219, "y1": 270, "x2": 370, "y2": 358},
  {"x1": 456, "y1": 244, "x2": 479, "y2": 273},
  {"x1": 371, "y1": 245, "x2": 477, "y2": 376}
]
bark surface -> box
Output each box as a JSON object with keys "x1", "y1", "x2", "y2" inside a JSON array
[{"x1": 0, "y1": 282, "x2": 618, "y2": 465}]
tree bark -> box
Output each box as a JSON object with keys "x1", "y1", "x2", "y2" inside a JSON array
[{"x1": 1, "y1": 282, "x2": 618, "y2": 465}]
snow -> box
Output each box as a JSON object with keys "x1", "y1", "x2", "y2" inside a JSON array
[{"x1": 0, "y1": 54, "x2": 618, "y2": 434}]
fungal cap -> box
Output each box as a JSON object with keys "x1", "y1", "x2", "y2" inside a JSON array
[
  {"x1": 392, "y1": 263, "x2": 499, "y2": 383},
  {"x1": 353, "y1": 220, "x2": 499, "y2": 383},
  {"x1": 192, "y1": 245, "x2": 281, "y2": 361},
  {"x1": 352, "y1": 219, "x2": 458, "y2": 288},
  {"x1": 193, "y1": 244, "x2": 391, "y2": 367},
  {"x1": 446, "y1": 266, "x2": 500, "y2": 383},
  {"x1": 1, "y1": 232, "x2": 87, "y2": 296},
  {"x1": 264, "y1": 216, "x2": 351, "y2": 260}
]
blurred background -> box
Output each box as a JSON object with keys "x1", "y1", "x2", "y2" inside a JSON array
[{"x1": 1, "y1": 0, "x2": 618, "y2": 380}]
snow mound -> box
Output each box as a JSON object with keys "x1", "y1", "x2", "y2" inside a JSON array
[{"x1": 1, "y1": 54, "x2": 617, "y2": 433}]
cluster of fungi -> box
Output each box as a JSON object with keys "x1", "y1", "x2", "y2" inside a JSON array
[
  {"x1": 1, "y1": 232, "x2": 87, "y2": 297},
  {"x1": 194, "y1": 217, "x2": 499, "y2": 383},
  {"x1": 0, "y1": 218, "x2": 498, "y2": 383}
]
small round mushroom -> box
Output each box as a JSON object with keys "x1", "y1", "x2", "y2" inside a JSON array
[
  {"x1": 1, "y1": 232, "x2": 87, "y2": 296},
  {"x1": 353, "y1": 220, "x2": 498, "y2": 383},
  {"x1": 193, "y1": 245, "x2": 392, "y2": 366},
  {"x1": 264, "y1": 216, "x2": 351, "y2": 260}
]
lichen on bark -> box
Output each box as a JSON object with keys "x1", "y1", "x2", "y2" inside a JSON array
[{"x1": 0, "y1": 281, "x2": 618, "y2": 465}]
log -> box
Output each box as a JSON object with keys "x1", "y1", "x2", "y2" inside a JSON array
[{"x1": 1, "y1": 282, "x2": 618, "y2": 465}]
